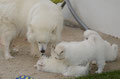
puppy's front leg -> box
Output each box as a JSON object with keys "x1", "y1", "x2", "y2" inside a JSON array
[{"x1": 96, "y1": 60, "x2": 106, "y2": 73}]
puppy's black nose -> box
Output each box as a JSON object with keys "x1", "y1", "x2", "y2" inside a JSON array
[{"x1": 41, "y1": 49, "x2": 45, "y2": 53}]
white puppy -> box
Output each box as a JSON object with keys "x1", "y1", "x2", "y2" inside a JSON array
[
  {"x1": 34, "y1": 48, "x2": 89, "y2": 77},
  {"x1": 54, "y1": 30, "x2": 118, "y2": 73},
  {"x1": 84, "y1": 30, "x2": 118, "y2": 62},
  {"x1": 34, "y1": 52, "x2": 67, "y2": 74}
]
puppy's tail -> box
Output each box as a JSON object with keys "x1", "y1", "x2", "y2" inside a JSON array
[{"x1": 111, "y1": 44, "x2": 118, "y2": 61}]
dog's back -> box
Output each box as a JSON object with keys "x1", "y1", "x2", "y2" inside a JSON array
[{"x1": 56, "y1": 41, "x2": 96, "y2": 65}]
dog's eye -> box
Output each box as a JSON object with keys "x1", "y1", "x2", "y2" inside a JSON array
[{"x1": 60, "y1": 51, "x2": 64, "y2": 54}]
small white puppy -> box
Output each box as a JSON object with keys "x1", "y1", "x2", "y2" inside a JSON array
[
  {"x1": 84, "y1": 30, "x2": 118, "y2": 62},
  {"x1": 54, "y1": 30, "x2": 118, "y2": 73},
  {"x1": 34, "y1": 49, "x2": 68, "y2": 74},
  {"x1": 34, "y1": 55, "x2": 67, "y2": 74},
  {"x1": 34, "y1": 48, "x2": 89, "y2": 77}
]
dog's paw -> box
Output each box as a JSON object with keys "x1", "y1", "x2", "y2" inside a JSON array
[
  {"x1": 95, "y1": 70, "x2": 102, "y2": 74},
  {"x1": 5, "y1": 55, "x2": 14, "y2": 59}
]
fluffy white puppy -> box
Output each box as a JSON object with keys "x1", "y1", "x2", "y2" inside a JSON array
[
  {"x1": 54, "y1": 30, "x2": 118, "y2": 73},
  {"x1": 34, "y1": 48, "x2": 89, "y2": 77},
  {"x1": 34, "y1": 48, "x2": 67, "y2": 74},
  {"x1": 0, "y1": 16, "x2": 17, "y2": 59},
  {"x1": 34, "y1": 56, "x2": 67, "y2": 74},
  {"x1": 27, "y1": 0, "x2": 63, "y2": 56}
]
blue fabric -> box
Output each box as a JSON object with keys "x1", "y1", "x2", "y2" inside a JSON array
[{"x1": 16, "y1": 75, "x2": 34, "y2": 79}]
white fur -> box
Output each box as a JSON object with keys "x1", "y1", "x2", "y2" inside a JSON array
[
  {"x1": 34, "y1": 56, "x2": 67, "y2": 74},
  {"x1": 54, "y1": 30, "x2": 118, "y2": 73},
  {"x1": 84, "y1": 30, "x2": 118, "y2": 62},
  {"x1": 34, "y1": 48, "x2": 89, "y2": 77},
  {"x1": 63, "y1": 63, "x2": 89, "y2": 77},
  {"x1": 0, "y1": 0, "x2": 63, "y2": 59},
  {"x1": 0, "y1": 16, "x2": 17, "y2": 59},
  {"x1": 34, "y1": 53, "x2": 68, "y2": 74},
  {"x1": 26, "y1": 0, "x2": 63, "y2": 55}
]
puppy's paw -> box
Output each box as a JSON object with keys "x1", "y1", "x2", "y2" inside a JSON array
[{"x1": 5, "y1": 55, "x2": 14, "y2": 59}]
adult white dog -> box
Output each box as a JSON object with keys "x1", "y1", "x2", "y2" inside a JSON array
[
  {"x1": 54, "y1": 30, "x2": 118, "y2": 73},
  {"x1": 34, "y1": 48, "x2": 89, "y2": 77},
  {"x1": 27, "y1": 0, "x2": 63, "y2": 56},
  {"x1": 0, "y1": 0, "x2": 63, "y2": 59}
]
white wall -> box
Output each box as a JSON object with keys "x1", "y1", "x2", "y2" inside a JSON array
[{"x1": 62, "y1": 0, "x2": 120, "y2": 38}]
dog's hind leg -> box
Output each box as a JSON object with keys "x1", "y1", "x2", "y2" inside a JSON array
[{"x1": 96, "y1": 60, "x2": 106, "y2": 73}]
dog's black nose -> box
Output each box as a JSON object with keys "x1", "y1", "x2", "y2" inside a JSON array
[{"x1": 41, "y1": 49, "x2": 45, "y2": 53}]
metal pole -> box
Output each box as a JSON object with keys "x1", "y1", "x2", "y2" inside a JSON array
[{"x1": 63, "y1": 0, "x2": 89, "y2": 30}]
